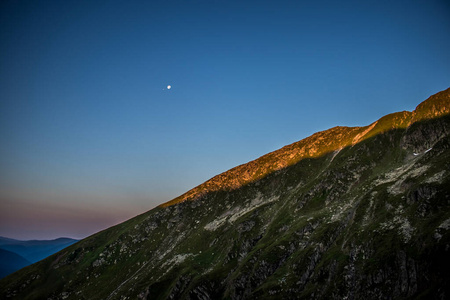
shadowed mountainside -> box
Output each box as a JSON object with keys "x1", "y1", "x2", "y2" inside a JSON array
[{"x1": 1, "y1": 88, "x2": 449, "y2": 299}]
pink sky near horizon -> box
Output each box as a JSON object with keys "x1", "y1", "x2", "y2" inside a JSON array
[{"x1": 0, "y1": 190, "x2": 155, "y2": 240}]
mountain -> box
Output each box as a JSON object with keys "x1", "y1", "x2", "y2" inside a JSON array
[
  {"x1": 1, "y1": 88, "x2": 449, "y2": 299},
  {"x1": 0, "y1": 249, "x2": 30, "y2": 279},
  {"x1": 0, "y1": 237, "x2": 79, "y2": 264},
  {"x1": 0, "y1": 237, "x2": 78, "y2": 279}
]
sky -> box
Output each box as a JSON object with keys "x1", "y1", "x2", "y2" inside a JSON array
[{"x1": 1, "y1": 0, "x2": 449, "y2": 240}]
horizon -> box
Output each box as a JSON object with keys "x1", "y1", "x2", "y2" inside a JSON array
[
  {"x1": 0, "y1": 235, "x2": 78, "y2": 242},
  {"x1": 1, "y1": 0, "x2": 450, "y2": 240},
  {"x1": 0, "y1": 236, "x2": 80, "y2": 242}
]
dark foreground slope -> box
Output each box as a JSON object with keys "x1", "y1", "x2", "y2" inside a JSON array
[{"x1": 1, "y1": 88, "x2": 450, "y2": 300}]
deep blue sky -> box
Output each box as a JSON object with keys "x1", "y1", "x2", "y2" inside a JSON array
[{"x1": 1, "y1": 0, "x2": 449, "y2": 240}]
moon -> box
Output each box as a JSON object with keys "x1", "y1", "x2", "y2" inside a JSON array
[{"x1": 167, "y1": 85, "x2": 171, "y2": 90}]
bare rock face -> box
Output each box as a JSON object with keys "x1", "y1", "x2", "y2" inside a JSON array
[{"x1": 1, "y1": 88, "x2": 450, "y2": 300}]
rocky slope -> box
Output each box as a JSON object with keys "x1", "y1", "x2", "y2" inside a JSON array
[{"x1": 1, "y1": 88, "x2": 450, "y2": 299}]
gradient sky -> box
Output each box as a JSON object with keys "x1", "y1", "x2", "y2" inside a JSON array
[{"x1": 1, "y1": 0, "x2": 450, "y2": 240}]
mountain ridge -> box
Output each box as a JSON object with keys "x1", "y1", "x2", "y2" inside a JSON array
[
  {"x1": 1, "y1": 87, "x2": 450, "y2": 299},
  {"x1": 162, "y1": 87, "x2": 450, "y2": 208}
]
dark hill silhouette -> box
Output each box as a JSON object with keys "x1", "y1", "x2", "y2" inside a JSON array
[
  {"x1": 0, "y1": 237, "x2": 78, "y2": 279},
  {"x1": 0, "y1": 249, "x2": 30, "y2": 279},
  {"x1": 0, "y1": 237, "x2": 78, "y2": 263}
]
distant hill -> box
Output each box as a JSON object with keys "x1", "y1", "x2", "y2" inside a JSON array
[
  {"x1": 0, "y1": 237, "x2": 78, "y2": 264},
  {"x1": 0, "y1": 237, "x2": 78, "y2": 279},
  {"x1": 1, "y1": 88, "x2": 449, "y2": 299},
  {"x1": 0, "y1": 249, "x2": 30, "y2": 279}
]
